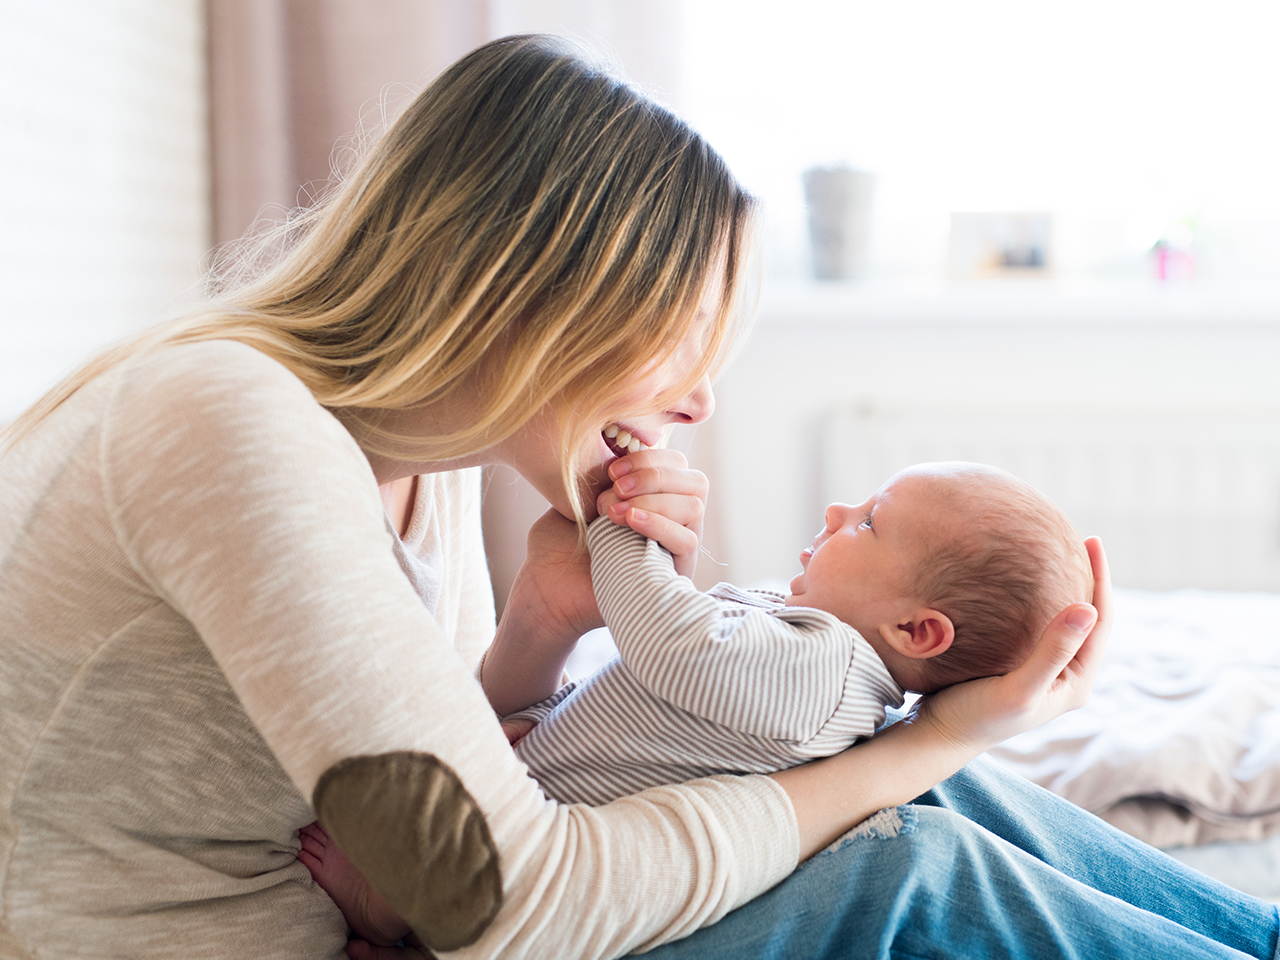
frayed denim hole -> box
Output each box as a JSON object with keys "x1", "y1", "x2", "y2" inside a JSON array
[{"x1": 817, "y1": 805, "x2": 917, "y2": 859}]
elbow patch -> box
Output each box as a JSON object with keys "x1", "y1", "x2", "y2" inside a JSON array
[{"x1": 312, "y1": 751, "x2": 502, "y2": 951}]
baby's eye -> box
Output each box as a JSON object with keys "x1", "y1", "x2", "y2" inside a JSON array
[{"x1": 860, "y1": 515, "x2": 873, "y2": 530}]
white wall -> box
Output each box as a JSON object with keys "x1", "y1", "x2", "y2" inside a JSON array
[
  {"x1": 700, "y1": 282, "x2": 1280, "y2": 591},
  {"x1": 0, "y1": 1, "x2": 209, "y2": 422}
]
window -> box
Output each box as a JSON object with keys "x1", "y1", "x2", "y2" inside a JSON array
[
  {"x1": 0, "y1": 2, "x2": 208, "y2": 421},
  {"x1": 680, "y1": 0, "x2": 1280, "y2": 285}
]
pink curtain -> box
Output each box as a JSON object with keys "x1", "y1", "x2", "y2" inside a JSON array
[{"x1": 207, "y1": 0, "x2": 489, "y2": 246}]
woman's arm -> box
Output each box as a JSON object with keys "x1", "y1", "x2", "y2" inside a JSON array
[
  {"x1": 104, "y1": 344, "x2": 796, "y2": 960},
  {"x1": 775, "y1": 537, "x2": 1111, "y2": 858}
]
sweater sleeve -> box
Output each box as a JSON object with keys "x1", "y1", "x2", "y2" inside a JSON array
[
  {"x1": 587, "y1": 517, "x2": 855, "y2": 740},
  {"x1": 99, "y1": 342, "x2": 798, "y2": 960}
]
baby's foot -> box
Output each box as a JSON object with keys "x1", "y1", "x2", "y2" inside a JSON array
[{"x1": 298, "y1": 821, "x2": 411, "y2": 947}]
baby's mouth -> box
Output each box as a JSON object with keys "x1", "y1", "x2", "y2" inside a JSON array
[{"x1": 602, "y1": 423, "x2": 651, "y2": 457}]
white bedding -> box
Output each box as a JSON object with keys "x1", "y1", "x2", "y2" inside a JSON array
[{"x1": 986, "y1": 588, "x2": 1280, "y2": 849}]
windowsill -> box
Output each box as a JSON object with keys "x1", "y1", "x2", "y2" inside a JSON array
[{"x1": 755, "y1": 278, "x2": 1280, "y2": 326}]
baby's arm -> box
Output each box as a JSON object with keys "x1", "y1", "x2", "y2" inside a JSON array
[
  {"x1": 481, "y1": 450, "x2": 709, "y2": 717},
  {"x1": 587, "y1": 518, "x2": 856, "y2": 740}
]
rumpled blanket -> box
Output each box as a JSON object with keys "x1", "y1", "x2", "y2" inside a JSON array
[{"x1": 986, "y1": 588, "x2": 1280, "y2": 848}]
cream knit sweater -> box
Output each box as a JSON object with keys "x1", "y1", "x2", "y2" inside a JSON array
[{"x1": 0, "y1": 340, "x2": 798, "y2": 960}]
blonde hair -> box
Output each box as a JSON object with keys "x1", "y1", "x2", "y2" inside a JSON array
[
  {"x1": 907, "y1": 464, "x2": 1093, "y2": 692},
  {"x1": 3, "y1": 35, "x2": 757, "y2": 522}
]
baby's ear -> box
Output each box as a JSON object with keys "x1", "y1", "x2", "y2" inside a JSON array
[{"x1": 880, "y1": 608, "x2": 954, "y2": 660}]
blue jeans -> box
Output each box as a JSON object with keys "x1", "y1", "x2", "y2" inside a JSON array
[{"x1": 646, "y1": 756, "x2": 1280, "y2": 959}]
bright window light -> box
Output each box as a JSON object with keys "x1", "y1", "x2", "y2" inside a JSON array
[{"x1": 679, "y1": 0, "x2": 1280, "y2": 282}]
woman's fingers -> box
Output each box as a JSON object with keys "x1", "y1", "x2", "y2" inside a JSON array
[
  {"x1": 1020, "y1": 603, "x2": 1097, "y2": 705},
  {"x1": 1073, "y1": 536, "x2": 1112, "y2": 686},
  {"x1": 597, "y1": 452, "x2": 707, "y2": 523},
  {"x1": 593, "y1": 450, "x2": 708, "y2": 578}
]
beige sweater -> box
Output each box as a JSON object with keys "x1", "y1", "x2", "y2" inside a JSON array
[{"x1": 0, "y1": 341, "x2": 798, "y2": 960}]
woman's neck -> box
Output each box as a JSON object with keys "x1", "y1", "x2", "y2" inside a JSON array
[{"x1": 379, "y1": 475, "x2": 419, "y2": 539}]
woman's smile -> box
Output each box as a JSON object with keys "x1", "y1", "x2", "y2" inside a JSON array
[{"x1": 602, "y1": 422, "x2": 655, "y2": 458}]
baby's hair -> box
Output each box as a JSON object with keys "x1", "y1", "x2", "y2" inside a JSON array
[{"x1": 906, "y1": 464, "x2": 1092, "y2": 692}]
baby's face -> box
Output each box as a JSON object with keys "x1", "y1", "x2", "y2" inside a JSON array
[{"x1": 784, "y1": 466, "x2": 966, "y2": 637}]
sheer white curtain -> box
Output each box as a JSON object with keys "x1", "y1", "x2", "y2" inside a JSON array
[{"x1": 0, "y1": 1, "x2": 209, "y2": 422}]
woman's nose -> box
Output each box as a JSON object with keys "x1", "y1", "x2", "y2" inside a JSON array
[{"x1": 670, "y1": 374, "x2": 715, "y2": 424}]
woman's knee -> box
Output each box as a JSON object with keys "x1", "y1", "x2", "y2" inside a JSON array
[{"x1": 805, "y1": 805, "x2": 990, "y2": 908}]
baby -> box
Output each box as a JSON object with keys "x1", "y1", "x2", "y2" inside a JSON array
[
  {"x1": 301, "y1": 461, "x2": 1092, "y2": 946},
  {"x1": 500, "y1": 460, "x2": 1093, "y2": 804}
]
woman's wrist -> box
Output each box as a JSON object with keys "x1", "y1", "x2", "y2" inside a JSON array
[
  {"x1": 771, "y1": 713, "x2": 984, "y2": 860},
  {"x1": 482, "y1": 579, "x2": 586, "y2": 716}
]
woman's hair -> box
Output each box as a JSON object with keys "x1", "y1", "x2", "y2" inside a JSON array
[{"x1": 3, "y1": 34, "x2": 757, "y2": 522}]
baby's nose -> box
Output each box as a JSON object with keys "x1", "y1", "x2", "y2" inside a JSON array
[{"x1": 825, "y1": 502, "x2": 851, "y2": 530}]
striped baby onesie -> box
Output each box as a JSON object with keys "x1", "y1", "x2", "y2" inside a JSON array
[{"x1": 508, "y1": 518, "x2": 906, "y2": 806}]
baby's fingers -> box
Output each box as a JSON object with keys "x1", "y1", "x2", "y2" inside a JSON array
[
  {"x1": 602, "y1": 492, "x2": 705, "y2": 530},
  {"x1": 619, "y1": 505, "x2": 699, "y2": 577},
  {"x1": 501, "y1": 718, "x2": 536, "y2": 746}
]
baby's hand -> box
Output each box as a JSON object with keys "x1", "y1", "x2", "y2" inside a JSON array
[
  {"x1": 596, "y1": 449, "x2": 708, "y2": 579},
  {"x1": 501, "y1": 717, "x2": 536, "y2": 746}
]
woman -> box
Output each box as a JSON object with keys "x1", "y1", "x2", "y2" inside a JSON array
[{"x1": 0, "y1": 34, "x2": 1274, "y2": 960}]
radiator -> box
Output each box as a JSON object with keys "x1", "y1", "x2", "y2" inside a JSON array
[{"x1": 819, "y1": 403, "x2": 1280, "y2": 591}]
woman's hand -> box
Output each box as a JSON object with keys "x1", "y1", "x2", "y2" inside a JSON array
[
  {"x1": 483, "y1": 450, "x2": 710, "y2": 716},
  {"x1": 775, "y1": 536, "x2": 1112, "y2": 859},
  {"x1": 596, "y1": 449, "x2": 709, "y2": 579},
  {"x1": 483, "y1": 510, "x2": 602, "y2": 717}
]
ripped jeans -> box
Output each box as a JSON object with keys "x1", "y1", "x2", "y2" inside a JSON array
[{"x1": 646, "y1": 755, "x2": 1280, "y2": 960}]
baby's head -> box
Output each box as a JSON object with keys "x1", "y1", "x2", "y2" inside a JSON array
[{"x1": 785, "y1": 462, "x2": 1092, "y2": 693}]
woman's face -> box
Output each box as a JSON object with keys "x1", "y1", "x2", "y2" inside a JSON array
[
  {"x1": 499, "y1": 277, "x2": 725, "y2": 518},
  {"x1": 502, "y1": 321, "x2": 718, "y2": 518}
]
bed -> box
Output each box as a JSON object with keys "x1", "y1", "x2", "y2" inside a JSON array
[{"x1": 986, "y1": 586, "x2": 1280, "y2": 902}]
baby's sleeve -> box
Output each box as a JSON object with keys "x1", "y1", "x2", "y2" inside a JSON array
[
  {"x1": 501, "y1": 682, "x2": 578, "y2": 727},
  {"x1": 588, "y1": 518, "x2": 854, "y2": 740}
]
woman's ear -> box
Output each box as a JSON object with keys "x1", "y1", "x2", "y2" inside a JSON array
[{"x1": 879, "y1": 608, "x2": 954, "y2": 660}]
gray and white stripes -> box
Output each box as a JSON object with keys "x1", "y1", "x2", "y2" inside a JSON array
[{"x1": 508, "y1": 518, "x2": 905, "y2": 806}]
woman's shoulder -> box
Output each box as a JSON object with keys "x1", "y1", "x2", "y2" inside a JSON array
[
  {"x1": 102, "y1": 338, "x2": 371, "y2": 490},
  {"x1": 116, "y1": 339, "x2": 313, "y2": 404},
  {"x1": 109, "y1": 339, "x2": 337, "y2": 438}
]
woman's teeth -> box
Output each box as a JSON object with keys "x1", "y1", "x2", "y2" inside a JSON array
[{"x1": 604, "y1": 423, "x2": 648, "y2": 454}]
